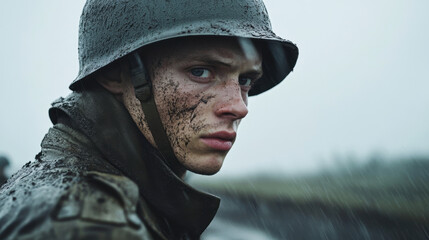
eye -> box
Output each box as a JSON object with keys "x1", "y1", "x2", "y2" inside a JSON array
[
  {"x1": 238, "y1": 77, "x2": 253, "y2": 87},
  {"x1": 190, "y1": 68, "x2": 211, "y2": 78}
]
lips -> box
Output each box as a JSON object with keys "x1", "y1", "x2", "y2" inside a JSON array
[{"x1": 200, "y1": 131, "x2": 236, "y2": 151}]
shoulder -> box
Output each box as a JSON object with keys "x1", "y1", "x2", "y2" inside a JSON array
[
  {"x1": 0, "y1": 170, "x2": 156, "y2": 240},
  {"x1": 50, "y1": 171, "x2": 156, "y2": 240},
  {"x1": 0, "y1": 158, "x2": 78, "y2": 240},
  {"x1": 54, "y1": 171, "x2": 140, "y2": 225}
]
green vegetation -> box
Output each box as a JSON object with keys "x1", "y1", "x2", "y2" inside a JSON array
[{"x1": 193, "y1": 157, "x2": 429, "y2": 222}]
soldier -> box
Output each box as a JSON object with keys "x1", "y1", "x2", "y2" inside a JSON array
[
  {"x1": 0, "y1": 156, "x2": 9, "y2": 186},
  {"x1": 0, "y1": 0, "x2": 298, "y2": 239}
]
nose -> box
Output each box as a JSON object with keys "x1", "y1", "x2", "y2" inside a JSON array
[{"x1": 214, "y1": 81, "x2": 249, "y2": 120}]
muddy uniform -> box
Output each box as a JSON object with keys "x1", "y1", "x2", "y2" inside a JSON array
[{"x1": 0, "y1": 84, "x2": 220, "y2": 240}]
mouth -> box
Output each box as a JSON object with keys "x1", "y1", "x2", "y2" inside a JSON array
[{"x1": 200, "y1": 131, "x2": 237, "y2": 151}]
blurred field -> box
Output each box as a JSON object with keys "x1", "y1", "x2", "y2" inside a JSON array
[{"x1": 192, "y1": 157, "x2": 429, "y2": 239}]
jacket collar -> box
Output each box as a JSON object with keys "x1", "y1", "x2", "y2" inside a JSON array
[{"x1": 49, "y1": 83, "x2": 220, "y2": 237}]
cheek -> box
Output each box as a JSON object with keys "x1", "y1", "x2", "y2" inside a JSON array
[
  {"x1": 152, "y1": 72, "x2": 214, "y2": 158},
  {"x1": 153, "y1": 74, "x2": 196, "y2": 126}
]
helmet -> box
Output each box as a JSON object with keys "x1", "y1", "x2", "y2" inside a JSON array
[{"x1": 70, "y1": 0, "x2": 298, "y2": 96}]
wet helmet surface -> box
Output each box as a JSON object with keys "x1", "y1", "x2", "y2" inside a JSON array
[{"x1": 71, "y1": 0, "x2": 299, "y2": 96}]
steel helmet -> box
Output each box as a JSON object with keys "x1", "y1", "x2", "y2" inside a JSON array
[{"x1": 70, "y1": 0, "x2": 298, "y2": 96}]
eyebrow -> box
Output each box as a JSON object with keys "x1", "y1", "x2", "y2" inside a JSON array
[
  {"x1": 187, "y1": 55, "x2": 234, "y2": 68},
  {"x1": 186, "y1": 55, "x2": 263, "y2": 75},
  {"x1": 243, "y1": 69, "x2": 264, "y2": 79}
]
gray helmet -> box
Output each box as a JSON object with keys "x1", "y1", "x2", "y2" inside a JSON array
[{"x1": 70, "y1": 0, "x2": 298, "y2": 96}]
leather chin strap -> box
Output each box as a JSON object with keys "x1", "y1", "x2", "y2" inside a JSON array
[{"x1": 121, "y1": 53, "x2": 185, "y2": 177}]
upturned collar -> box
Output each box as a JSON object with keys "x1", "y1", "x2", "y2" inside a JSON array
[{"x1": 49, "y1": 83, "x2": 220, "y2": 237}]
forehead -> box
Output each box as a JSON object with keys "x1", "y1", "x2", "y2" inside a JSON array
[{"x1": 144, "y1": 36, "x2": 262, "y2": 65}]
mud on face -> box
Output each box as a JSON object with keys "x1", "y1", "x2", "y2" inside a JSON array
[
  {"x1": 140, "y1": 36, "x2": 258, "y2": 174},
  {"x1": 151, "y1": 59, "x2": 216, "y2": 168}
]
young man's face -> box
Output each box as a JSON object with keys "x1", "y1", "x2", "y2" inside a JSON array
[{"x1": 144, "y1": 37, "x2": 263, "y2": 175}]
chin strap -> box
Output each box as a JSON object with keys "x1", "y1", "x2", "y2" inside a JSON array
[{"x1": 122, "y1": 53, "x2": 185, "y2": 176}]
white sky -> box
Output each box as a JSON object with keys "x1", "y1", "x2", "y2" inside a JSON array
[{"x1": 1, "y1": 0, "x2": 428, "y2": 177}]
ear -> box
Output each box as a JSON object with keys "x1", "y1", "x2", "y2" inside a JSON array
[
  {"x1": 96, "y1": 65, "x2": 126, "y2": 95},
  {"x1": 96, "y1": 75, "x2": 124, "y2": 95}
]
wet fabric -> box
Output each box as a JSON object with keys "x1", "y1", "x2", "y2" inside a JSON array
[{"x1": 0, "y1": 83, "x2": 219, "y2": 240}]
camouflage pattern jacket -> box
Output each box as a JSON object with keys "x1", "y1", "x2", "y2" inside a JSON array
[{"x1": 0, "y1": 84, "x2": 219, "y2": 240}]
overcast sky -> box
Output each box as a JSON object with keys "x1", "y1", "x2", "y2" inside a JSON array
[{"x1": 1, "y1": 0, "x2": 428, "y2": 178}]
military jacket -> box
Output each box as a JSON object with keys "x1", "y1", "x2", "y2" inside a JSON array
[{"x1": 0, "y1": 84, "x2": 219, "y2": 239}]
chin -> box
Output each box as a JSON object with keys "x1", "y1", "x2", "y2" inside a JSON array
[
  {"x1": 191, "y1": 167, "x2": 221, "y2": 176},
  {"x1": 185, "y1": 156, "x2": 224, "y2": 175}
]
